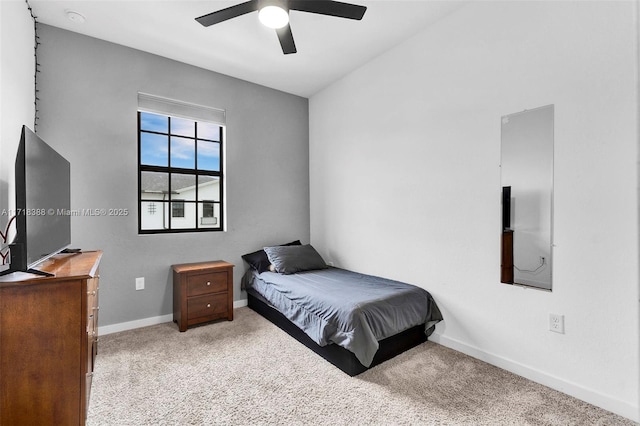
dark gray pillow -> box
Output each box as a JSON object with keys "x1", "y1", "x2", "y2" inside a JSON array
[
  {"x1": 241, "y1": 240, "x2": 301, "y2": 273},
  {"x1": 263, "y1": 244, "x2": 328, "y2": 275}
]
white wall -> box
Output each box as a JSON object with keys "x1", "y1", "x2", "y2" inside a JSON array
[
  {"x1": 310, "y1": 1, "x2": 638, "y2": 421},
  {"x1": 0, "y1": 1, "x2": 35, "y2": 272}
]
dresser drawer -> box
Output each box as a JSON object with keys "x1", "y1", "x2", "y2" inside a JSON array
[
  {"x1": 187, "y1": 271, "x2": 227, "y2": 297},
  {"x1": 187, "y1": 292, "x2": 228, "y2": 320}
]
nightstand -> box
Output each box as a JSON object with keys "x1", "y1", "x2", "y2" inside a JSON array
[{"x1": 172, "y1": 260, "x2": 234, "y2": 332}]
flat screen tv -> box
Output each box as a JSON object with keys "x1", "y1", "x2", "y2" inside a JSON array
[{"x1": 2, "y1": 126, "x2": 71, "y2": 276}]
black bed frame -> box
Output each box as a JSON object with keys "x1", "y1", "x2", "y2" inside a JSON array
[{"x1": 247, "y1": 288, "x2": 428, "y2": 376}]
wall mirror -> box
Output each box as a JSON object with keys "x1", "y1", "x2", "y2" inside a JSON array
[{"x1": 500, "y1": 105, "x2": 554, "y2": 290}]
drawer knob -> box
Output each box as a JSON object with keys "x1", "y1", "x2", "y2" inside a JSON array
[
  {"x1": 207, "y1": 281, "x2": 211, "y2": 286},
  {"x1": 207, "y1": 304, "x2": 211, "y2": 308}
]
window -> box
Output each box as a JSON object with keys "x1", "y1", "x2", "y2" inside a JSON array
[
  {"x1": 138, "y1": 94, "x2": 225, "y2": 233},
  {"x1": 201, "y1": 201, "x2": 217, "y2": 225},
  {"x1": 171, "y1": 201, "x2": 185, "y2": 218},
  {"x1": 203, "y1": 201, "x2": 214, "y2": 218}
]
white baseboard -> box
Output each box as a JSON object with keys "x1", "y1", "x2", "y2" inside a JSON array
[
  {"x1": 99, "y1": 299, "x2": 249, "y2": 336},
  {"x1": 431, "y1": 334, "x2": 639, "y2": 422},
  {"x1": 99, "y1": 313, "x2": 174, "y2": 335}
]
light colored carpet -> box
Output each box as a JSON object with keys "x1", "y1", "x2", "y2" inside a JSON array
[{"x1": 88, "y1": 307, "x2": 634, "y2": 425}]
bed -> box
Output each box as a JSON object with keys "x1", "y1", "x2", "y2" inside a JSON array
[{"x1": 241, "y1": 242, "x2": 443, "y2": 376}]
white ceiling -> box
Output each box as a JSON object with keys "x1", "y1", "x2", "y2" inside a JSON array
[{"x1": 29, "y1": 0, "x2": 465, "y2": 98}]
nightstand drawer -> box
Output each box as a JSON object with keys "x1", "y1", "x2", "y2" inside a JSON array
[
  {"x1": 187, "y1": 293, "x2": 228, "y2": 320},
  {"x1": 187, "y1": 271, "x2": 227, "y2": 297}
]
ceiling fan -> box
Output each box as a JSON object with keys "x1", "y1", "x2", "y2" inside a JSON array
[{"x1": 195, "y1": 0, "x2": 367, "y2": 55}]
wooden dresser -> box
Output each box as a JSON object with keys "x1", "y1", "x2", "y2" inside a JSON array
[
  {"x1": 0, "y1": 250, "x2": 102, "y2": 426},
  {"x1": 173, "y1": 260, "x2": 233, "y2": 332}
]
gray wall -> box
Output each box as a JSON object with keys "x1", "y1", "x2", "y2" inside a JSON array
[{"x1": 36, "y1": 25, "x2": 310, "y2": 326}]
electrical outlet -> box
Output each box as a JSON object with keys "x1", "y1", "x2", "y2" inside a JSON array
[
  {"x1": 549, "y1": 313, "x2": 564, "y2": 333},
  {"x1": 135, "y1": 277, "x2": 145, "y2": 291}
]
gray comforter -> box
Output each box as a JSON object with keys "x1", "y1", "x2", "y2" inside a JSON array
[{"x1": 243, "y1": 267, "x2": 442, "y2": 367}]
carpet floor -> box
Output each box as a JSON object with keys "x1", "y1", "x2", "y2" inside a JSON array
[{"x1": 87, "y1": 307, "x2": 634, "y2": 425}]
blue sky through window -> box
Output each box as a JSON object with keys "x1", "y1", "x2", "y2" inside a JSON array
[
  {"x1": 140, "y1": 112, "x2": 168, "y2": 133},
  {"x1": 171, "y1": 117, "x2": 195, "y2": 138},
  {"x1": 199, "y1": 122, "x2": 220, "y2": 141},
  {"x1": 198, "y1": 141, "x2": 220, "y2": 171},
  {"x1": 141, "y1": 132, "x2": 168, "y2": 166},
  {"x1": 170, "y1": 137, "x2": 195, "y2": 169},
  {"x1": 140, "y1": 111, "x2": 221, "y2": 171}
]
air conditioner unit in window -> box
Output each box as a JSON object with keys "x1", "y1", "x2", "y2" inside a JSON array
[{"x1": 201, "y1": 217, "x2": 218, "y2": 225}]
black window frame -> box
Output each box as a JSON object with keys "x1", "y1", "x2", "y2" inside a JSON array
[{"x1": 137, "y1": 111, "x2": 224, "y2": 234}]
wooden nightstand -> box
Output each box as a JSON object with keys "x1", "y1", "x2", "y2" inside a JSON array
[{"x1": 172, "y1": 260, "x2": 234, "y2": 332}]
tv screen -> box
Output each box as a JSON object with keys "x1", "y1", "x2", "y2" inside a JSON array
[{"x1": 10, "y1": 126, "x2": 71, "y2": 273}]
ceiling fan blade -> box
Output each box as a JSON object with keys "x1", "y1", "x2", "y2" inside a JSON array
[
  {"x1": 288, "y1": 0, "x2": 367, "y2": 20},
  {"x1": 276, "y1": 24, "x2": 297, "y2": 55},
  {"x1": 195, "y1": 0, "x2": 260, "y2": 27}
]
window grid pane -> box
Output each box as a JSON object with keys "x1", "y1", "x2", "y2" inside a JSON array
[
  {"x1": 140, "y1": 132, "x2": 169, "y2": 167},
  {"x1": 198, "y1": 201, "x2": 221, "y2": 229},
  {"x1": 197, "y1": 140, "x2": 220, "y2": 171},
  {"x1": 171, "y1": 173, "x2": 196, "y2": 201},
  {"x1": 170, "y1": 137, "x2": 195, "y2": 169},
  {"x1": 140, "y1": 112, "x2": 168, "y2": 133},
  {"x1": 140, "y1": 171, "x2": 168, "y2": 200},
  {"x1": 138, "y1": 109, "x2": 224, "y2": 234}
]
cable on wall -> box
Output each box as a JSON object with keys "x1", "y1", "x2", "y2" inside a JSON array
[
  {"x1": 25, "y1": 0, "x2": 40, "y2": 132},
  {"x1": 514, "y1": 257, "x2": 546, "y2": 274}
]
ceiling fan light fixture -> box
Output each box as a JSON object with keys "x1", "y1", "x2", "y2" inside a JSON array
[
  {"x1": 258, "y1": 6, "x2": 289, "y2": 29},
  {"x1": 195, "y1": 0, "x2": 367, "y2": 54}
]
